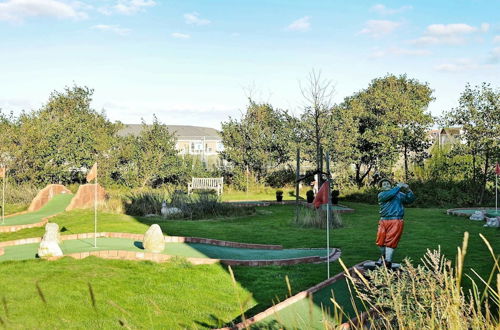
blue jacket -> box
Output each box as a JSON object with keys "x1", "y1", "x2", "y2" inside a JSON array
[{"x1": 378, "y1": 186, "x2": 415, "y2": 220}]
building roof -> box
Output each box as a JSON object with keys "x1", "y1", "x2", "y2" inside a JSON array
[
  {"x1": 440, "y1": 127, "x2": 462, "y2": 135},
  {"x1": 117, "y1": 124, "x2": 221, "y2": 140}
]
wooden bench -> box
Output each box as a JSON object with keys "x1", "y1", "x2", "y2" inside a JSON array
[{"x1": 187, "y1": 177, "x2": 224, "y2": 196}]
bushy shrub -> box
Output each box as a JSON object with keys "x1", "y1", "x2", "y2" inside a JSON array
[
  {"x1": 265, "y1": 167, "x2": 296, "y2": 188},
  {"x1": 2, "y1": 182, "x2": 38, "y2": 205},
  {"x1": 168, "y1": 192, "x2": 255, "y2": 220},
  {"x1": 124, "y1": 190, "x2": 169, "y2": 216}
]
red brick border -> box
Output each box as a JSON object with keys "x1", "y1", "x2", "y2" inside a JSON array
[
  {"x1": 218, "y1": 261, "x2": 368, "y2": 330},
  {"x1": 0, "y1": 232, "x2": 341, "y2": 267}
]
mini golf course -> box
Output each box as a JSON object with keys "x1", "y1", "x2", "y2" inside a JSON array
[
  {"x1": 224, "y1": 263, "x2": 367, "y2": 329},
  {"x1": 0, "y1": 193, "x2": 73, "y2": 228},
  {"x1": 447, "y1": 207, "x2": 500, "y2": 218},
  {"x1": 0, "y1": 236, "x2": 337, "y2": 266}
]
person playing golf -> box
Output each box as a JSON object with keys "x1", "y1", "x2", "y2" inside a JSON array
[{"x1": 376, "y1": 178, "x2": 415, "y2": 268}]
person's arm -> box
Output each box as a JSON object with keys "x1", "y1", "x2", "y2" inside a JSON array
[
  {"x1": 378, "y1": 186, "x2": 401, "y2": 203},
  {"x1": 402, "y1": 188, "x2": 416, "y2": 204}
]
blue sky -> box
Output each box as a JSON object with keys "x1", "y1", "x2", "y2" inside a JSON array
[{"x1": 0, "y1": 0, "x2": 499, "y2": 129}]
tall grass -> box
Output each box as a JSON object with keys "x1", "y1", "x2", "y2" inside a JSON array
[
  {"x1": 293, "y1": 206, "x2": 343, "y2": 229},
  {"x1": 336, "y1": 232, "x2": 499, "y2": 329}
]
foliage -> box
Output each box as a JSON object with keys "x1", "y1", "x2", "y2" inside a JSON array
[
  {"x1": 442, "y1": 83, "x2": 500, "y2": 204},
  {"x1": 345, "y1": 234, "x2": 499, "y2": 329},
  {"x1": 110, "y1": 116, "x2": 182, "y2": 188},
  {"x1": 124, "y1": 189, "x2": 169, "y2": 216},
  {"x1": 293, "y1": 206, "x2": 343, "y2": 229},
  {"x1": 220, "y1": 100, "x2": 296, "y2": 182},
  {"x1": 339, "y1": 74, "x2": 434, "y2": 187},
  {"x1": 265, "y1": 167, "x2": 296, "y2": 188},
  {"x1": 7, "y1": 86, "x2": 120, "y2": 185}
]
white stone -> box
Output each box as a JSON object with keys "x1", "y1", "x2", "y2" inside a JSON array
[
  {"x1": 38, "y1": 223, "x2": 63, "y2": 258},
  {"x1": 162, "y1": 207, "x2": 182, "y2": 217},
  {"x1": 143, "y1": 224, "x2": 165, "y2": 253},
  {"x1": 469, "y1": 211, "x2": 485, "y2": 221},
  {"x1": 484, "y1": 217, "x2": 500, "y2": 228}
]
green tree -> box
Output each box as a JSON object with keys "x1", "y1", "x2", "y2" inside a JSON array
[
  {"x1": 12, "y1": 86, "x2": 119, "y2": 185},
  {"x1": 340, "y1": 74, "x2": 434, "y2": 186},
  {"x1": 442, "y1": 83, "x2": 500, "y2": 204},
  {"x1": 220, "y1": 100, "x2": 295, "y2": 184},
  {"x1": 114, "y1": 117, "x2": 180, "y2": 188}
]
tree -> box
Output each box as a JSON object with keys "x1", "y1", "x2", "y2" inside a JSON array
[
  {"x1": 12, "y1": 85, "x2": 119, "y2": 185},
  {"x1": 443, "y1": 83, "x2": 500, "y2": 204},
  {"x1": 114, "y1": 116, "x2": 180, "y2": 188},
  {"x1": 220, "y1": 100, "x2": 295, "y2": 183},
  {"x1": 341, "y1": 74, "x2": 434, "y2": 186},
  {"x1": 299, "y1": 70, "x2": 335, "y2": 182}
]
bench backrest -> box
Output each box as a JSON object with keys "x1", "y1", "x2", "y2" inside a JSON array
[{"x1": 191, "y1": 177, "x2": 223, "y2": 188}]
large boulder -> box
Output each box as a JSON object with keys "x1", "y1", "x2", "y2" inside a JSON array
[
  {"x1": 143, "y1": 224, "x2": 165, "y2": 253},
  {"x1": 28, "y1": 184, "x2": 72, "y2": 212},
  {"x1": 38, "y1": 223, "x2": 63, "y2": 258}
]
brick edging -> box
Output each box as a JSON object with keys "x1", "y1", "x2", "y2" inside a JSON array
[
  {"x1": 0, "y1": 215, "x2": 53, "y2": 233},
  {"x1": 218, "y1": 260, "x2": 368, "y2": 330},
  {"x1": 0, "y1": 232, "x2": 340, "y2": 267}
]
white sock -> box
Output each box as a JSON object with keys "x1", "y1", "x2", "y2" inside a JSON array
[
  {"x1": 378, "y1": 247, "x2": 386, "y2": 262},
  {"x1": 385, "y1": 247, "x2": 394, "y2": 262}
]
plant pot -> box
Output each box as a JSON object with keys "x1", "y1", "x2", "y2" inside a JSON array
[
  {"x1": 306, "y1": 190, "x2": 315, "y2": 203},
  {"x1": 276, "y1": 196, "x2": 283, "y2": 202}
]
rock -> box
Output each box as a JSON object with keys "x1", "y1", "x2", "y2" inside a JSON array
[
  {"x1": 162, "y1": 207, "x2": 182, "y2": 217},
  {"x1": 469, "y1": 211, "x2": 485, "y2": 221},
  {"x1": 143, "y1": 224, "x2": 165, "y2": 253},
  {"x1": 38, "y1": 223, "x2": 63, "y2": 258},
  {"x1": 484, "y1": 217, "x2": 500, "y2": 228},
  {"x1": 144, "y1": 214, "x2": 158, "y2": 218}
]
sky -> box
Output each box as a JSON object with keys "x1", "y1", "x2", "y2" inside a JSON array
[{"x1": 0, "y1": 0, "x2": 499, "y2": 129}]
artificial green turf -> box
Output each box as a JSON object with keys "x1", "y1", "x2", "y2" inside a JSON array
[
  {"x1": 0, "y1": 194, "x2": 73, "y2": 226},
  {"x1": 254, "y1": 277, "x2": 362, "y2": 329},
  {"x1": 0, "y1": 237, "x2": 332, "y2": 261},
  {"x1": 0, "y1": 202, "x2": 498, "y2": 328}
]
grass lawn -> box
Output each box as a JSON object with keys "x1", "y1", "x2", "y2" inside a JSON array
[
  {"x1": 2, "y1": 203, "x2": 28, "y2": 216},
  {"x1": 0, "y1": 202, "x2": 498, "y2": 328}
]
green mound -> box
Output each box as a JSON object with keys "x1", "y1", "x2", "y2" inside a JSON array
[
  {"x1": 0, "y1": 237, "x2": 332, "y2": 262},
  {"x1": 0, "y1": 194, "x2": 73, "y2": 226}
]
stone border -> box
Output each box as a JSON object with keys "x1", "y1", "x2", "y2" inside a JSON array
[
  {"x1": 218, "y1": 261, "x2": 368, "y2": 330},
  {"x1": 225, "y1": 200, "x2": 355, "y2": 213},
  {"x1": 446, "y1": 207, "x2": 497, "y2": 217},
  {"x1": 0, "y1": 232, "x2": 341, "y2": 267}
]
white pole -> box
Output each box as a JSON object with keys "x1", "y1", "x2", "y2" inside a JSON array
[
  {"x1": 496, "y1": 172, "x2": 498, "y2": 213},
  {"x1": 326, "y1": 200, "x2": 330, "y2": 279},
  {"x1": 1, "y1": 172, "x2": 5, "y2": 225},
  {"x1": 94, "y1": 163, "x2": 98, "y2": 248}
]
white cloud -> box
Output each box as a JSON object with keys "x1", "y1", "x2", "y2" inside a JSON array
[
  {"x1": 371, "y1": 4, "x2": 412, "y2": 15},
  {"x1": 286, "y1": 16, "x2": 311, "y2": 32},
  {"x1": 359, "y1": 20, "x2": 401, "y2": 37},
  {"x1": 113, "y1": 0, "x2": 155, "y2": 15},
  {"x1": 488, "y1": 47, "x2": 500, "y2": 63},
  {"x1": 0, "y1": 0, "x2": 87, "y2": 22},
  {"x1": 183, "y1": 12, "x2": 210, "y2": 25},
  {"x1": 412, "y1": 23, "x2": 489, "y2": 45},
  {"x1": 171, "y1": 32, "x2": 190, "y2": 39},
  {"x1": 434, "y1": 58, "x2": 495, "y2": 72},
  {"x1": 370, "y1": 47, "x2": 431, "y2": 58},
  {"x1": 480, "y1": 23, "x2": 490, "y2": 32},
  {"x1": 92, "y1": 24, "x2": 130, "y2": 36},
  {"x1": 493, "y1": 36, "x2": 500, "y2": 43}
]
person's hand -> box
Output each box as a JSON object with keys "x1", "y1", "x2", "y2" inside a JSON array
[{"x1": 396, "y1": 182, "x2": 405, "y2": 188}]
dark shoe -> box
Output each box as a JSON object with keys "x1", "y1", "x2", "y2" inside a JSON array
[{"x1": 384, "y1": 261, "x2": 392, "y2": 269}]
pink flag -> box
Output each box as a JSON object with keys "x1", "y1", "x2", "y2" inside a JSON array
[{"x1": 495, "y1": 163, "x2": 500, "y2": 176}]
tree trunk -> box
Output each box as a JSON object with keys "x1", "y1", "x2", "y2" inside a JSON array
[
  {"x1": 478, "y1": 150, "x2": 489, "y2": 205},
  {"x1": 404, "y1": 144, "x2": 409, "y2": 182}
]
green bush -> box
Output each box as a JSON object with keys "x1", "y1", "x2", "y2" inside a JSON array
[{"x1": 265, "y1": 168, "x2": 296, "y2": 188}]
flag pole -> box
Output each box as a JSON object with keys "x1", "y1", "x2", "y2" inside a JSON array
[
  {"x1": 496, "y1": 167, "x2": 498, "y2": 213},
  {"x1": 325, "y1": 152, "x2": 331, "y2": 279},
  {"x1": 1, "y1": 170, "x2": 5, "y2": 225},
  {"x1": 94, "y1": 162, "x2": 98, "y2": 248}
]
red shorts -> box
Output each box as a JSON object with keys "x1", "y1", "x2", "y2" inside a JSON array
[{"x1": 376, "y1": 219, "x2": 404, "y2": 248}]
